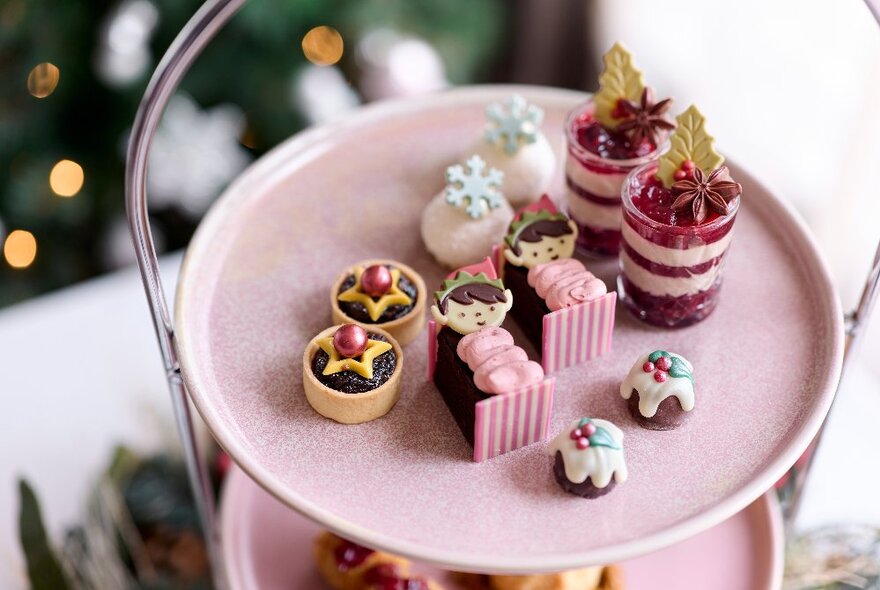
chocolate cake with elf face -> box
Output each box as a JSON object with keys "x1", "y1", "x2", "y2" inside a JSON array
[
  {"x1": 500, "y1": 195, "x2": 608, "y2": 350},
  {"x1": 429, "y1": 258, "x2": 547, "y2": 448}
]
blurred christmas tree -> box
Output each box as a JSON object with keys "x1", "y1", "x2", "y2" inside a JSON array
[{"x1": 0, "y1": 0, "x2": 505, "y2": 307}]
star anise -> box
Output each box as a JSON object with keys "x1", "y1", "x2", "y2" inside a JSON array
[
  {"x1": 671, "y1": 166, "x2": 742, "y2": 224},
  {"x1": 617, "y1": 88, "x2": 676, "y2": 146}
]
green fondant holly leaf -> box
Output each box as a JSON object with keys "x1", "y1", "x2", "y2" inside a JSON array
[
  {"x1": 588, "y1": 426, "x2": 620, "y2": 450},
  {"x1": 594, "y1": 42, "x2": 645, "y2": 129},
  {"x1": 647, "y1": 350, "x2": 668, "y2": 363},
  {"x1": 657, "y1": 105, "x2": 724, "y2": 187},
  {"x1": 668, "y1": 356, "x2": 694, "y2": 383}
]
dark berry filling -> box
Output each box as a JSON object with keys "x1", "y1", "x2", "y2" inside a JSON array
[
  {"x1": 337, "y1": 266, "x2": 418, "y2": 323},
  {"x1": 629, "y1": 174, "x2": 720, "y2": 228},
  {"x1": 365, "y1": 563, "x2": 430, "y2": 590},
  {"x1": 573, "y1": 115, "x2": 656, "y2": 160},
  {"x1": 573, "y1": 219, "x2": 622, "y2": 257},
  {"x1": 619, "y1": 275, "x2": 721, "y2": 328},
  {"x1": 312, "y1": 333, "x2": 397, "y2": 394},
  {"x1": 333, "y1": 538, "x2": 374, "y2": 571}
]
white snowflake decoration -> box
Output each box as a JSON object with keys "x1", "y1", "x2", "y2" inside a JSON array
[
  {"x1": 484, "y1": 94, "x2": 544, "y2": 155},
  {"x1": 147, "y1": 93, "x2": 251, "y2": 218},
  {"x1": 445, "y1": 155, "x2": 505, "y2": 219}
]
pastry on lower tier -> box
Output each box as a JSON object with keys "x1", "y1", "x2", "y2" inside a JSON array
[
  {"x1": 314, "y1": 532, "x2": 409, "y2": 590},
  {"x1": 455, "y1": 565, "x2": 625, "y2": 590},
  {"x1": 421, "y1": 155, "x2": 514, "y2": 269},
  {"x1": 468, "y1": 94, "x2": 555, "y2": 208},
  {"x1": 498, "y1": 195, "x2": 616, "y2": 373},
  {"x1": 620, "y1": 350, "x2": 694, "y2": 430},
  {"x1": 427, "y1": 257, "x2": 555, "y2": 462},
  {"x1": 331, "y1": 259, "x2": 427, "y2": 346},
  {"x1": 548, "y1": 418, "x2": 627, "y2": 498},
  {"x1": 303, "y1": 324, "x2": 403, "y2": 424}
]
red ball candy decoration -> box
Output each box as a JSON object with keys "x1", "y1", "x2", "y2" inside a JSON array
[
  {"x1": 673, "y1": 169, "x2": 688, "y2": 181},
  {"x1": 656, "y1": 355, "x2": 672, "y2": 371},
  {"x1": 333, "y1": 324, "x2": 368, "y2": 358},
  {"x1": 654, "y1": 370, "x2": 668, "y2": 383},
  {"x1": 682, "y1": 160, "x2": 695, "y2": 171},
  {"x1": 576, "y1": 437, "x2": 591, "y2": 450},
  {"x1": 360, "y1": 265, "x2": 392, "y2": 297},
  {"x1": 642, "y1": 361, "x2": 654, "y2": 373}
]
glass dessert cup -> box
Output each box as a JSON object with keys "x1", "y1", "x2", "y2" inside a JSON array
[
  {"x1": 564, "y1": 99, "x2": 669, "y2": 257},
  {"x1": 617, "y1": 162, "x2": 740, "y2": 328}
]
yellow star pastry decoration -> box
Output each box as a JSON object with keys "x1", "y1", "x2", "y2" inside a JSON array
[
  {"x1": 317, "y1": 336, "x2": 393, "y2": 379},
  {"x1": 337, "y1": 266, "x2": 413, "y2": 322}
]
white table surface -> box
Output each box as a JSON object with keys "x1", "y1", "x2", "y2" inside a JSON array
[{"x1": 1, "y1": 252, "x2": 879, "y2": 588}]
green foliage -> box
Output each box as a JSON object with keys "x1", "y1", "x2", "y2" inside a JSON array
[{"x1": 18, "y1": 479, "x2": 72, "y2": 590}]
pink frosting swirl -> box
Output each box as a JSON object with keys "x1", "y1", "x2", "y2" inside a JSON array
[
  {"x1": 456, "y1": 327, "x2": 544, "y2": 395},
  {"x1": 527, "y1": 258, "x2": 607, "y2": 311}
]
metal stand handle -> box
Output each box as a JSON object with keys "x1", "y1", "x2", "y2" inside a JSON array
[
  {"x1": 125, "y1": 0, "x2": 245, "y2": 587},
  {"x1": 125, "y1": 0, "x2": 880, "y2": 583}
]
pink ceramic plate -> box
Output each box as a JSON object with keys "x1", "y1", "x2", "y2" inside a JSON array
[
  {"x1": 176, "y1": 86, "x2": 842, "y2": 572},
  {"x1": 221, "y1": 465, "x2": 783, "y2": 589}
]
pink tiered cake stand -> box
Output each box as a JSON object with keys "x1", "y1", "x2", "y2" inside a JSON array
[{"x1": 126, "y1": 0, "x2": 880, "y2": 587}]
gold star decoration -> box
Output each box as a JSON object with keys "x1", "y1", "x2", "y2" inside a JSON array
[
  {"x1": 337, "y1": 266, "x2": 413, "y2": 321},
  {"x1": 317, "y1": 336, "x2": 392, "y2": 379}
]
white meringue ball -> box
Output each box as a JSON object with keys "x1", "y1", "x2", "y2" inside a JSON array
[
  {"x1": 470, "y1": 134, "x2": 557, "y2": 208},
  {"x1": 420, "y1": 190, "x2": 514, "y2": 269}
]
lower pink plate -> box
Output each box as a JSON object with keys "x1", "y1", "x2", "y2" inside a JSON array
[
  {"x1": 221, "y1": 466, "x2": 784, "y2": 589},
  {"x1": 176, "y1": 85, "x2": 842, "y2": 571}
]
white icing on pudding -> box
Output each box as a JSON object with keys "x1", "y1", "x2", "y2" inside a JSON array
[
  {"x1": 564, "y1": 157, "x2": 627, "y2": 199},
  {"x1": 620, "y1": 351, "x2": 695, "y2": 418},
  {"x1": 621, "y1": 220, "x2": 735, "y2": 267},
  {"x1": 548, "y1": 418, "x2": 627, "y2": 488},
  {"x1": 471, "y1": 134, "x2": 555, "y2": 208},
  {"x1": 620, "y1": 249, "x2": 724, "y2": 297},
  {"x1": 566, "y1": 188, "x2": 622, "y2": 230},
  {"x1": 421, "y1": 190, "x2": 514, "y2": 269}
]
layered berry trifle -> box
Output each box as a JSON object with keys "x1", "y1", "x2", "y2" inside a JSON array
[
  {"x1": 618, "y1": 105, "x2": 743, "y2": 328},
  {"x1": 565, "y1": 42, "x2": 674, "y2": 256}
]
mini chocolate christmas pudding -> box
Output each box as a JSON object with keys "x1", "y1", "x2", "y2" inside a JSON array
[
  {"x1": 426, "y1": 257, "x2": 555, "y2": 462},
  {"x1": 421, "y1": 155, "x2": 514, "y2": 269},
  {"x1": 303, "y1": 324, "x2": 403, "y2": 424},
  {"x1": 331, "y1": 259, "x2": 427, "y2": 346},
  {"x1": 620, "y1": 350, "x2": 694, "y2": 430},
  {"x1": 497, "y1": 195, "x2": 617, "y2": 373},
  {"x1": 455, "y1": 565, "x2": 625, "y2": 590},
  {"x1": 468, "y1": 94, "x2": 556, "y2": 208},
  {"x1": 548, "y1": 417, "x2": 627, "y2": 499}
]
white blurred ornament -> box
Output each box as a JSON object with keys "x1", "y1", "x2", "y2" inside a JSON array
[
  {"x1": 357, "y1": 29, "x2": 448, "y2": 101},
  {"x1": 102, "y1": 216, "x2": 165, "y2": 269},
  {"x1": 147, "y1": 93, "x2": 251, "y2": 218},
  {"x1": 291, "y1": 65, "x2": 360, "y2": 125},
  {"x1": 94, "y1": 0, "x2": 159, "y2": 87}
]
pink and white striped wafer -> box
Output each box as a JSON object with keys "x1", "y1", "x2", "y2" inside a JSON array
[
  {"x1": 542, "y1": 292, "x2": 616, "y2": 373},
  {"x1": 473, "y1": 377, "x2": 555, "y2": 462}
]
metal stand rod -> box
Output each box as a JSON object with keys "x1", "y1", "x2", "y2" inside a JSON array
[
  {"x1": 125, "y1": 0, "x2": 245, "y2": 587},
  {"x1": 124, "y1": 0, "x2": 880, "y2": 583}
]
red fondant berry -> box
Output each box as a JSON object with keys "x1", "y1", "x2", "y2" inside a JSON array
[
  {"x1": 682, "y1": 159, "x2": 695, "y2": 171},
  {"x1": 576, "y1": 437, "x2": 591, "y2": 449},
  {"x1": 569, "y1": 428, "x2": 583, "y2": 440},
  {"x1": 656, "y1": 355, "x2": 672, "y2": 371},
  {"x1": 333, "y1": 324, "x2": 368, "y2": 358},
  {"x1": 582, "y1": 422, "x2": 597, "y2": 436},
  {"x1": 654, "y1": 370, "x2": 668, "y2": 383},
  {"x1": 643, "y1": 361, "x2": 655, "y2": 373},
  {"x1": 673, "y1": 169, "x2": 687, "y2": 181},
  {"x1": 361, "y1": 265, "x2": 392, "y2": 297}
]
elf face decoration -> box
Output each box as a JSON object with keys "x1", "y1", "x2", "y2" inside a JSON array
[
  {"x1": 503, "y1": 197, "x2": 578, "y2": 269},
  {"x1": 431, "y1": 271, "x2": 513, "y2": 335}
]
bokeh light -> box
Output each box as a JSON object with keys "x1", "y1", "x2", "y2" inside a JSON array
[
  {"x1": 302, "y1": 26, "x2": 344, "y2": 66},
  {"x1": 4, "y1": 230, "x2": 37, "y2": 269},
  {"x1": 49, "y1": 159, "x2": 84, "y2": 197},
  {"x1": 27, "y1": 62, "x2": 60, "y2": 98}
]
